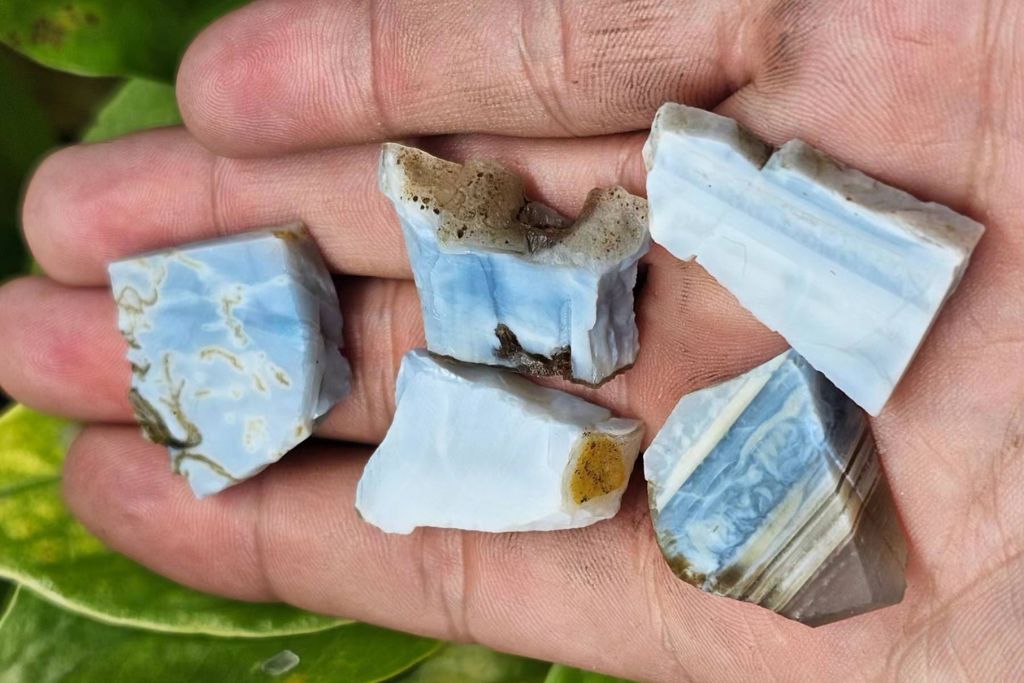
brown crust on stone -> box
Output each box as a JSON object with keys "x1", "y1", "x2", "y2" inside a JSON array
[
  {"x1": 493, "y1": 324, "x2": 572, "y2": 379},
  {"x1": 558, "y1": 187, "x2": 648, "y2": 262},
  {"x1": 389, "y1": 145, "x2": 647, "y2": 260}
]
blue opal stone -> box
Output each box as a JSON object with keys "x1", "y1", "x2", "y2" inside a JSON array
[
  {"x1": 356, "y1": 350, "x2": 643, "y2": 533},
  {"x1": 644, "y1": 103, "x2": 984, "y2": 415},
  {"x1": 645, "y1": 350, "x2": 907, "y2": 625},
  {"x1": 108, "y1": 225, "x2": 351, "y2": 497},
  {"x1": 379, "y1": 144, "x2": 649, "y2": 385}
]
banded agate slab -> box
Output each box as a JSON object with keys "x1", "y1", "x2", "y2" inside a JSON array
[
  {"x1": 644, "y1": 350, "x2": 907, "y2": 626},
  {"x1": 644, "y1": 103, "x2": 984, "y2": 415},
  {"x1": 108, "y1": 225, "x2": 351, "y2": 497},
  {"x1": 356, "y1": 350, "x2": 643, "y2": 533},
  {"x1": 380, "y1": 143, "x2": 650, "y2": 385}
]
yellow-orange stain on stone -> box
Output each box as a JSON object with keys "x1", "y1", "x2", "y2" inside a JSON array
[
  {"x1": 272, "y1": 228, "x2": 305, "y2": 242},
  {"x1": 570, "y1": 433, "x2": 626, "y2": 505}
]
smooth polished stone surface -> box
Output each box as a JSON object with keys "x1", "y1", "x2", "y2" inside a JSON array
[
  {"x1": 380, "y1": 143, "x2": 650, "y2": 385},
  {"x1": 109, "y1": 225, "x2": 351, "y2": 497},
  {"x1": 356, "y1": 350, "x2": 644, "y2": 534},
  {"x1": 645, "y1": 350, "x2": 907, "y2": 626},
  {"x1": 644, "y1": 103, "x2": 985, "y2": 415}
]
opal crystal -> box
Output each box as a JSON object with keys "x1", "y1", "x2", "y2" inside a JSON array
[
  {"x1": 644, "y1": 350, "x2": 907, "y2": 626},
  {"x1": 108, "y1": 225, "x2": 351, "y2": 497},
  {"x1": 644, "y1": 103, "x2": 984, "y2": 415},
  {"x1": 356, "y1": 350, "x2": 643, "y2": 533},
  {"x1": 379, "y1": 144, "x2": 650, "y2": 385}
]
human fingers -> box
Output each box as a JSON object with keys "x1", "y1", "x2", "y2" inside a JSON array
[
  {"x1": 63, "y1": 425, "x2": 902, "y2": 683},
  {"x1": 0, "y1": 250, "x2": 783, "y2": 444},
  {"x1": 0, "y1": 276, "x2": 419, "y2": 444},
  {"x1": 175, "y1": 0, "x2": 751, "y2": 156},
  {"x1": 23, "y1": 128, "x2": 649, "y2": 286}
]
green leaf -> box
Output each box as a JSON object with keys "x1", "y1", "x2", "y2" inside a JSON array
[
  {"x1": 82, "y1": 78, "x2": 181, "y2": 143},
  {"x1": 0, "y1": 405, "x2": 344, "y2": 636},
  {"x1": 543, "y1": 665, "x2": 635, "y2": 683},
  {"x1": 0, "y1": 0, "x2": 248, "y2": 81},
  {"x1": 0, "y1": 52, "x2": 55, "y2": 281},
  {"x1": 398, "y1": 644, "x2": 550, "y2": 683},
  {"x1": 0, "y1": 581, "x2": 12, "y2": 615},
  {"x1": 0, "y1": 587, "x2": 440, "y2": 683}
]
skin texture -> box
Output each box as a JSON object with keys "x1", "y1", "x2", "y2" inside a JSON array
[{"x1": 1, "y1": 0, "x2": 1023, "y2": 679}]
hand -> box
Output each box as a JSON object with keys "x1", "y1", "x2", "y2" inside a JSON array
[{"x1": 2, "y1": 1, "x2": 1022, "y2": 680}]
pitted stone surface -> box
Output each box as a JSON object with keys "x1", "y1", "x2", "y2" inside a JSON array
[{"x1": 380, "y1": 144, "x2": 650, "y2": 385}]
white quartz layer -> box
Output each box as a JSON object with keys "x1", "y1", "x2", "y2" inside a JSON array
[
  {"x1": 644, "y1": 103, "x2": 984, "y2": 415},
  {"x1": 380, "y1": 144, "x2": 649, "y2": 385},
  {"x1": 355, "y1": 350, "x2": 643, "y2": 534}
]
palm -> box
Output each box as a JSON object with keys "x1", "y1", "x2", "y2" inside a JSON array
[{"x1": 2, "y1": 1, "x2": 1021, "y2": 680}]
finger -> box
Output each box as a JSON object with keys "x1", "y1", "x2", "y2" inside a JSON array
[
  {"x1": 176, "y1": 0, "x2": 752, "y2": 157},
  {"x1": 713, "y1": 1, "x2": 1005, "y2": 217},
  {"x1": 0, "y1": 250, "x2": 782, "y2": 443},
  {"x1": 64, "y1": 425, "x2": 906, "y2": 682},
  {"x1": 23, "y1": 128, "x2": 403, "y2": 286},
  {"x1": 0, "y1": 277, "x2": 131, "y2": 420},
  {"x1": 0, "y1": 275, "x2": 423, "y2": 443},
  {"x1": 24, "y1": 127, "x2": 650, "y2": 287}
]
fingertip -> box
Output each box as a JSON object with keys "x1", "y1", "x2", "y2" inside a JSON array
[
  {"x1": 63, "y1": 427, "x2": 171, "y2": 547},
  {"x1": 176, "y1": 1, "x2": 328, "y2": 157},
  {"x1": 176, "y1": 8, "x2": 258, "y2": 156},
  {"x1": 24, "y1": 140, "x2": 157, "y2": 285},
  {"x1": 23, "y1": 128, "x2": 218, "y2": 285},
  {"x1": 22, "y1": 145, "x2": 97, "y2": 285},
  {"x1": 0, "y1": 278, "x2": 130, "y2": 418},
  {"x1": 63, "y1": 426, "x2": 273, "y2": 601}
]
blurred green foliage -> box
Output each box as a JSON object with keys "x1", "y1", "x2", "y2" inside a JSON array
[
  {"x1": 543, "y1": 665, "x2": 633, "y2": 683},
  {"x1": 398, "y1": 645, "x2": 551, "y2": 683},
  {"x1": 0, "y1": 0, "x2": 247, "y2": 80},
  {"x1": 83, "y1": 79, "x2": 181, "y2": 143},
  {"x1": 0, "y1": 2, "x2": 639, "y2": 681},
  {"x1": 0, "y1": 53, "x2": 54, "y2": 280},
  {"x1": 0, "y1": 588, "x2": 439, "y2": 683}
]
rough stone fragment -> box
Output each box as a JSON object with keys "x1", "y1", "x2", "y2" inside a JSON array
[
  {"x1": 644, "y1": 103, "x2": 985, "y2": 415},
  {"x1": 644, "y1": 350, "x2": 908, "y2": 626},
  {"x1": 356, "y1": 350, "x2": 644, "y2": 533},
  {"x1": 379, "y1": 143, "x2": 650, "y2": 385},
  {"x1": 108, "y1": 225, "x2": 351, "y2": 498}
]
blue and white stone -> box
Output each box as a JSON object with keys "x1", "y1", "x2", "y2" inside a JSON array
[
  {"x1": 356, "y1": 350, "x2": 644, "y2": 534},
  {"x1": 380, "y1": 144, "x2": 650, "y2": 385},
  {"x1": 644, "y1": 103, "x2": 985, "y2": 415},
  {"x1": 109, "y1": 225, "x2": 351, "y2": 498},
  {"x1": 645, "y1": 350, "x2": 907, "y2": 625}
]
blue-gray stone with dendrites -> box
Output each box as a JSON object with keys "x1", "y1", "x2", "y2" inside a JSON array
[
  {"x1": 644, "y1": 103, "x2": 984, "y2": 415},
  {"x1": 644, "y1": 350, "x2": 907, "y2": 626},
  {"x1": 108, "y1": 225, "x2": 351, "y2": 498}
]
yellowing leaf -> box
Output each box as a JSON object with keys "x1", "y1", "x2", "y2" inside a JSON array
[{"x1": 0, "y1": 405, "x2": 344, "y2": 636}]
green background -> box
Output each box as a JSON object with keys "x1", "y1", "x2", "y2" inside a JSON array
[{"x1": 0, "y1": 1, "x2": 633, "y2": 681}]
